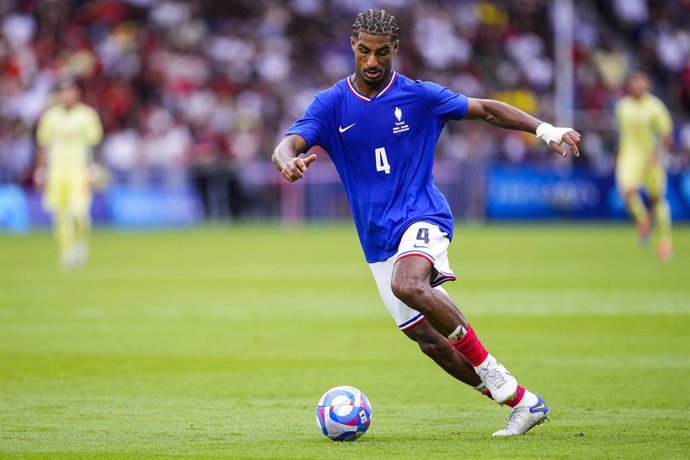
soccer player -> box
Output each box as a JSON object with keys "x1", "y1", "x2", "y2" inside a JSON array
[
  {"x1": 272, "y1": 10, "x2": 581, "y2": 436},
  {"x1": 35, "y1": 79, "x2": 104, "y2": 269},
  {"x1": 615, "y1": 71, "x2": 674, "y2": 261}
]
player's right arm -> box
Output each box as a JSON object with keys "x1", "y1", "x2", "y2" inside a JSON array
[
  {"x1": 33, "y1": 147, "x2": 48, "y2": 187},
  {"x1": 613, "y1": 100, "x2": 624, "y2": 164},
  {"x1": 273, "y1": 91, "x2": 333, "y2": 182},
  {"x1": 272, "y1": 134, "x2": 317, "y2": 182},
  {"x1": 34, "y1": 109, "x2": 53, "y2": 186}
]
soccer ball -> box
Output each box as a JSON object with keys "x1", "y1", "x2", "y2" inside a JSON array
[{"x1": 315, "y1": 386, "x2": 372, "y2": 441}]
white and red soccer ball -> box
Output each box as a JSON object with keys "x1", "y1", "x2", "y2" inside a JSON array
[{"x1": 315, "y1": 386, "x2": 372, "y2": 441}]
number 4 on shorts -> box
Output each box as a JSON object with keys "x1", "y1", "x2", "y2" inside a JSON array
[{"x1": 416, "y1": 228, "x2": 429, "y2": 244}]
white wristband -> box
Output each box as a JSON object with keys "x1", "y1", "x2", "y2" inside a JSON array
[{"x1": 536, "y1": 122, "x2": 573, "y2": 147}]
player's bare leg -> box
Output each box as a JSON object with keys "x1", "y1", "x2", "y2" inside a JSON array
[
  {"x1": 648, "y1": 195, "x2": 672, "y2": 260},
  {"x1": 624, "y1": 189, "x2": 650, "y2": 244},
  {"x1": 54, "y1": 209, "x2": 77, "y2": 270},
  {"x1": 392, "y1": 255, "x2": 549, "y2": 435},
  {"x1": 391, "y1": 255, "x2": 517, "y2": 401},
  {"x1": 392, "y1": 256, "x2": 467, "y2": 336},
  {"x1": 73, "y1": 209, "x2": 91, "y2": 268},
  {"x1": 403, "y1": 320, "x2": 481, "y2": 387}
]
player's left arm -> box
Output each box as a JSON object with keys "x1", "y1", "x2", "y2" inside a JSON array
[
  {"x1": 83, "y1": 108, "x2": 106, "y2": 187},
  {"x1": 654, "y1": 100, "x2": 673, "y2": 153},
  {"x1": 85, "y1": 108, "x2": 104, "y2": 152},
  {"x1": 465, "y1": 98, "x2": 581, "y2": 158}
]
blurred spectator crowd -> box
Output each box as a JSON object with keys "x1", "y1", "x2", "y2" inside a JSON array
[{"x1": 1, "y1": 0, "x2": 689, "y2": 217}]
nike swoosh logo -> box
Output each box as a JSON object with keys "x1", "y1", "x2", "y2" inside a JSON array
[
  {"x1": 533, "y1": 403, "x2": 545, "y2": 410},
  {"x1": 339, "y1": 123, "x2": 356, "y2": 133},
  {"x1": 413, "y1": 244, "x2": 429, "y2": 249}
]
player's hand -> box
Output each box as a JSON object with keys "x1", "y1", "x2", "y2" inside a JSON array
[
  {"x1": 281, "y1": 153, "x2": 317, "y2": 182},
  {"x1": 549, "y1": 130, "x2": 581, "y2": 158},
  {"x1": 33, "y1": 166, "x2": 47, "y2": 189},
  {"x1": 536, "y1": 123, "x2": 581, "y2": 158},
  {"x1": 88, "y1": 163, "x2": 110, "y2": 190}
]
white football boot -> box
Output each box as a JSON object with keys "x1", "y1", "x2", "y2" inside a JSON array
[
  {"x1": 493, "y1": 392, "x2": 550, "y2": 436},
  {"x1": 73, "y1": 241, "x2": 89, "y2": 268},
  {"x1": 60, "y1": 248, "x2": 78, "y2": 271},
  {"x1": 474, "y1": 354, "x2": 518, "y2": 404}
]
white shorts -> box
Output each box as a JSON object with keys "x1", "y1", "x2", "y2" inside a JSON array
[{"x1": 368, "y1": 222, "x2": 456, "y2": 331}]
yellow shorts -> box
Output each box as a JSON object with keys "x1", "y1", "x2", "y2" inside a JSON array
[
  {"x1": 616, "y1": 159, "x2": 666, "y2": 199},
  {"x1": 43, "y1": 174, "x2": 92, "y2": 215}
]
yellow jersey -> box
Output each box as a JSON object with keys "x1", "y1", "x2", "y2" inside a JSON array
[
  {"x1": 36, "y1": 102, "x2": 103, "y2": 178},
  {"x1": 614, "y1": 93, "x2": 672, "y2": 163}
]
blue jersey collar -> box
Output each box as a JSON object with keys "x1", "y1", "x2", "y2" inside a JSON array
[{"x1": 346, "y1": 71, "x2": 398, "y2": 102}]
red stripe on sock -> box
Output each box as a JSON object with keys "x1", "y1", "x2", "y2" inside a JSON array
[
  {"x1": 464, "y1": 348, "x2": 483, "y2": 361},
  {"x1": 449, "y1": 325, "x2": 489, "y2": 367},
  {"x1": 463, "y1": 344, "x2": 479, "y2": 356},
  {"x1": 505, "y1": 385, "x2": 525, "y2": 407}
]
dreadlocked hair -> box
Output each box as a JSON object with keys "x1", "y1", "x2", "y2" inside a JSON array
[{"x1": 352, "y1": 9, "x2": 399, "y2": 41}]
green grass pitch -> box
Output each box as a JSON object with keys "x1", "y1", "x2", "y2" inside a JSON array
[{"x1": 1, "y1": 224, "x2": 689, "y2": 459}]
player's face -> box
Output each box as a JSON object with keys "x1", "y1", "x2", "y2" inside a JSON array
[
  {"x1": 58, "y1": 86, "x2": 80, "y2": 107},
  {"x1": 628, "y1": 74, "x2": 649, "y2": 99},
  {"x1": 351, "y1": 32, "x2": 398, "y2": 88}
]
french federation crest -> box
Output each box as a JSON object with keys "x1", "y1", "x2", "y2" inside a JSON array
[{"x1": 393, "y1": 106, "x2": 409, "y2": 134}]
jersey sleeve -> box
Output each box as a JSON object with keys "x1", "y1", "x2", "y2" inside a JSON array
[
  {"x1": 420, "y1": 81, "x2": 469, "y2": 122},
  {"x1": 286, "y1": 92, "x2": 332, "y2": 150},
  {"x1": 613, "y1": 100, "x2": 623, "y2": 126},
  {"x1": 85, "y1": 107, "x2": 104, "y2": 147},
  {"x1": 36, "y1": 109, "x2": 53, "y2": 148},
  {"x1": 653, "y1": 98, "x2": 672, "y2": 137}
]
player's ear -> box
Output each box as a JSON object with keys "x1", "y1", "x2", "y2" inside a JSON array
[
  {"x1": 350, "y1": 36, "x2": 356, "y2": 52},
  {"x1": 393, "y1": 40, "x2": 399, "y2": 54}
]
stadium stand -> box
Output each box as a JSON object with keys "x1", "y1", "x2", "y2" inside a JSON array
[{"x1": 1, "y1": 0, "x2": 688, "y2": 220}]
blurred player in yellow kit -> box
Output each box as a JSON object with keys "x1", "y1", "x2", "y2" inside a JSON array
[
  {"x1": 35, "y1": 80, "x2": 104, "y2": 269},
  {"x1": 615, "y1": 71, "x2": 673, "y2": 261}
]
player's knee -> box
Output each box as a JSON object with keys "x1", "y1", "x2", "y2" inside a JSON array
[
  {"x1": 391, "y1": 278, "x2": 429, "y2": 310},
  {"x1": 623, "y1": 189, "x2": 636, "y2": 200}
]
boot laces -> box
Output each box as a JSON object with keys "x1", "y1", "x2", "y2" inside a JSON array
[
  {"x1": 504, "y1": 406, "x2": 528, "y2": 432},
  {"x1": 485, "y1": 367, "x2": 510, "y2": 389}
]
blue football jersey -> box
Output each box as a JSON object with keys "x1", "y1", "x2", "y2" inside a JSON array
[{"x1": 287, "y1": 71, "x2": 469, "y2": 263}]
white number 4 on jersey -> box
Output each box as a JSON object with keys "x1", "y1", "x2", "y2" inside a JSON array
[{"x1": 375, "y1": 147, "x2": 391, "y2": 174}]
